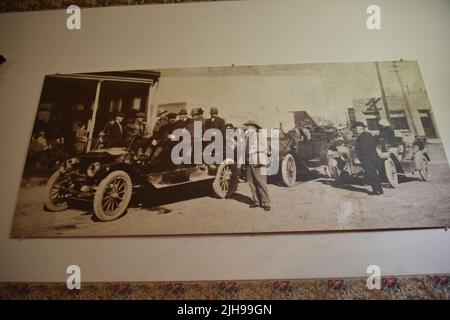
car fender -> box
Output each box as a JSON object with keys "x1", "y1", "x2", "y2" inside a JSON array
[{"x1": 97, "y1": 162, "x2": 145, "y2": 186}]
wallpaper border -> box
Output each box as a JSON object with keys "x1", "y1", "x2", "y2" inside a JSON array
[{"x1": 1, "y1": 274, "x2": 449, "y2": 300}]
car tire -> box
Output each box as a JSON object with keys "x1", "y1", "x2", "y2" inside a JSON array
[
  {"x1": 213, "y1": 162, "x2": 239, "y2": 198},
  {"x1": 93, "y1": 170, "x2": 132, "y2": 222},
  {"x1": 44, "y1": 170, "x2": 69, "y2": 212},
  {"x1": 280, "y1": 153, "x2": 297, "y2": 187},
  {"x1": 419, "y1": 157, "x2": 431, "y2": 181},
  {"x1": 384, "y1": 157, "x2": 399, "y2": 188}
]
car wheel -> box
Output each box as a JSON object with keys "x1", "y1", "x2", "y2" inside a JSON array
[
  {"x1": 44, "y1": 170, "x2": 69, "y2": 211},
  {"x1": 93, "y1": 170, "x2": 132, "y2": 222},
  {"x1": 213, "y1": 162, "x2": 239, "y2": 198},
  {"x1": 419, "y1": 157, "x2": 431, "y2": 181},
  {"x1": 280, "y1": 153, "x2": 297, "y2": 187},
  {"x1": 384, "y1": 157, "x2": 399, "y2": 188}
]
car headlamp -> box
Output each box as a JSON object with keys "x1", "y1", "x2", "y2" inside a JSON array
[
  {"x1": 60, "y1": 158, "x2": 79, "y2": 174},
  {"x1": 87, "y1": 162, "x2": 101, "y2": 177},
  {"x1": 59, "y1": 162, "x2": 68, "y2": 173}
]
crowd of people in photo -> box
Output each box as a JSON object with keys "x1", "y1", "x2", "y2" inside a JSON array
[{"x1": 98, "y1": 106, "x2": 230, "y2": 164}]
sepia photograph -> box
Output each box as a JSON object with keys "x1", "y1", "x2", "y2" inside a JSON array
[{"x1": 11, "y1": 61, "x2": 450, "y2": 237}]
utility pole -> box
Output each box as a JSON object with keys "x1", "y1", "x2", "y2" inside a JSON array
[
  {"x1": 375, "y1": 62, "x2": 391, "y2": 124},
  {"x1": 392, "y1": 61, "x2": 418, "y2": 134}
]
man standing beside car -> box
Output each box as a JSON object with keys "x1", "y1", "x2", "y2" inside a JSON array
[
  {"x1": 244, "y1": 120, "x2": 271, "y2": 211},
  {"x1": 353, "y1": 121, "x2": 383, "y2": 195}
]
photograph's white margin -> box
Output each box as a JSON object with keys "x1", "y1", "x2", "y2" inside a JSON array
[{"x1": 0, "y1": 0, "x2": 449, "y2": 282}]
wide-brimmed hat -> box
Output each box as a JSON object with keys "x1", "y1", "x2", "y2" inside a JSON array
[
  {"x1": 191, "y1": 107, "x2": 204, "y2": 116},
  {"x1": 178, "y1": 108, "x2": 188, "y2": 116},
  {"x1": 136, "y1": 112, "x2": 145, "y2": 118},
  {"x1": 210, "y1": 107, "x2": 218, "y2": 115},
  {"x1": 244, "y1": 120, "x2": 262, "y2": 129},
  {"x1": 351, "y1": 121, "x2": 367, "y2": 129}
]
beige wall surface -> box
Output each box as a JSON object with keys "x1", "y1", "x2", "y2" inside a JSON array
[
  {"x1": 154, "y1": 61, "x2": 430, "y2": 130},
  {"x1": 0, "y1": 0, "x2": 449, "y2": 282}
]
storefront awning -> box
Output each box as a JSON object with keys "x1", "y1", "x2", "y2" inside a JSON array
[{"x1": 48, "y1": 70, "x2": 161, "y2": 85}]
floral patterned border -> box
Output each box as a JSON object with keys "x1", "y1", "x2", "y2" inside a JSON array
[
  {"x1": 0, "y1": 0, "x2": 235, "y2": 13},
  {"x1": 1, "y1": 274, "x2": 449, "y2": 299}
]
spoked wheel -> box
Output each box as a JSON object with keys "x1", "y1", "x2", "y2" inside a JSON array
[
  {"x1": 93, "y1": 170, "x2": 132, "y2": 222},
  {"x1": 419, "y1": 157, "x2": 431, "y2": 181},
  {"x1": 213, "y1": 162, "x2": 239, "y2": 198},
  {"x1": 280, "y1": 153, "x2": 297, "y2": 187},
  {"x1": 384, "y1": 157, "x2": 399, "y2": 188},
  {"x1": 44, "y1": 170, "x2": 69, "y2": 211}
]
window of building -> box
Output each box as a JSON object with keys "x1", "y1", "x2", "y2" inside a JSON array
[
  {"x1": 363, "y1": 113, "x2": 378, "y2": 130},
  {"x1": 390, "y1": 111, "x2": 410, "y2": 131},
  {"x1": 419, "y1": 109, "x2": 437, "y2": 138}
]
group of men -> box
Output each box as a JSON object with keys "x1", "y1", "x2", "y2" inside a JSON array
[
  {"x1": 103, "y1": 107, "x2": 271, "y2": 211},
  {"x1": 103, "y1": 106, "x2": 227, "y2": 163},
  {"x1": 352, "y1": 119, "x2": 396, "y2": 196}
]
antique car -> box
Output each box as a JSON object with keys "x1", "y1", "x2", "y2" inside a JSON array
[
  {"x1": 325, "y1": 128, "x2": 431, "y2": 187},
  {"x1": 44, "y1": 137, "x2": 239, "y2": 222},
  {"x1": 275, "y1": 124, "x2": 338, "y2": 186}
]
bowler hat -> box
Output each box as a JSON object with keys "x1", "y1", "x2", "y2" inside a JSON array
[
  {"x1": 191, "y1": 107, "x2": 204, "y2": 116},
  {"x1": 178, "y1": 108, "x2": 188, "y2": 116},
  {"x1": 210, "y1": 107, "x2": 218, "y2": 115},
  {"x1": 351, "y1": 121, "x2": 367, "y2": 129},
  {"x1": 244, "y1": 120, "x2": 262, "y2": 129},
  {"x1": 157, "y1": 110, "x2": 168, "y2": 117},
  {"x1": 136, "y1": 112, "x2": 145, "y2": 118}
]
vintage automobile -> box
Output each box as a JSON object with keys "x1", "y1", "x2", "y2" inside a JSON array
[
  {"x1": 275, "y1": 125, "x2": 338, "y2": 187},
  {"x1": 44, "y1": 137, "x2": 239, "y2": 222},
  {"x1": 325, "y1": 128, "x2": 431, "y2": 187}
]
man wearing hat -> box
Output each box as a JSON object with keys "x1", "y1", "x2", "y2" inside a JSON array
[
  {"x1": 133, "y1": 112, "x2": 148, "y2": 137},
  {"x1": 244, "y1": 120, "x2": 271, "y2": 211},
  {"x1": 184, "y1": 107, "x2": 204, "y2": 139},
  {"x1": 127, "y1": 112, "x2": 149, "y2": 159},
  {"x1": 174, "y1": 108, "x2": 190, "y2": 130},
  {"x1": 105, "y1": 111, "x2": 125, "y2": 147},
  {"x1": 205, "y1": 107, "x2": 226, "y2": 133},
  {"x1": 35, "y1": 130, "x2": 50, "y2": 152},
  {"x1": 353, "y1": 121, "x2": 383, "y2": 195},
  {"x1": 148, "y1": 112, "x2": 179, "y2": 164},
  {"x1": 152, "y1": 110, "x2": 168, "y2": 138}
]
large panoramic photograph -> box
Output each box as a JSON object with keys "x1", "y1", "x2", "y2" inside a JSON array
[{"x1": 11, "y1": 61, "x2": 450, "y2": 237}]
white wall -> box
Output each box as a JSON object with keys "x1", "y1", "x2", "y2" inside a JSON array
[{"x1": 0, "y1": 0, "x2": 449, "y2": 282}]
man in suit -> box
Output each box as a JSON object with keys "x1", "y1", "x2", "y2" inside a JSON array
[
  {"x1": 105, "y1": 112, "x2": 125, "y2": 147},
  {"x1": 205, "y1": 107, "x2": 225, "y2": 133},
  {"x1": 244, "y1": 120, "x2": 271, "y2": 211},
  {"x1": 353, "y1": 121, "x2": 383, "y2": 195},
  {"x1": 148, "y1": 112, "x2": 178, "y2": 164},
  {"x1": 174, "y1": 108, "x2": 190, "y2": 130}
]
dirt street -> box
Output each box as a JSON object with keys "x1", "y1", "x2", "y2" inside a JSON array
[{"x1": 11, "y1": 144, "x2": 450, "y2": 237}]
